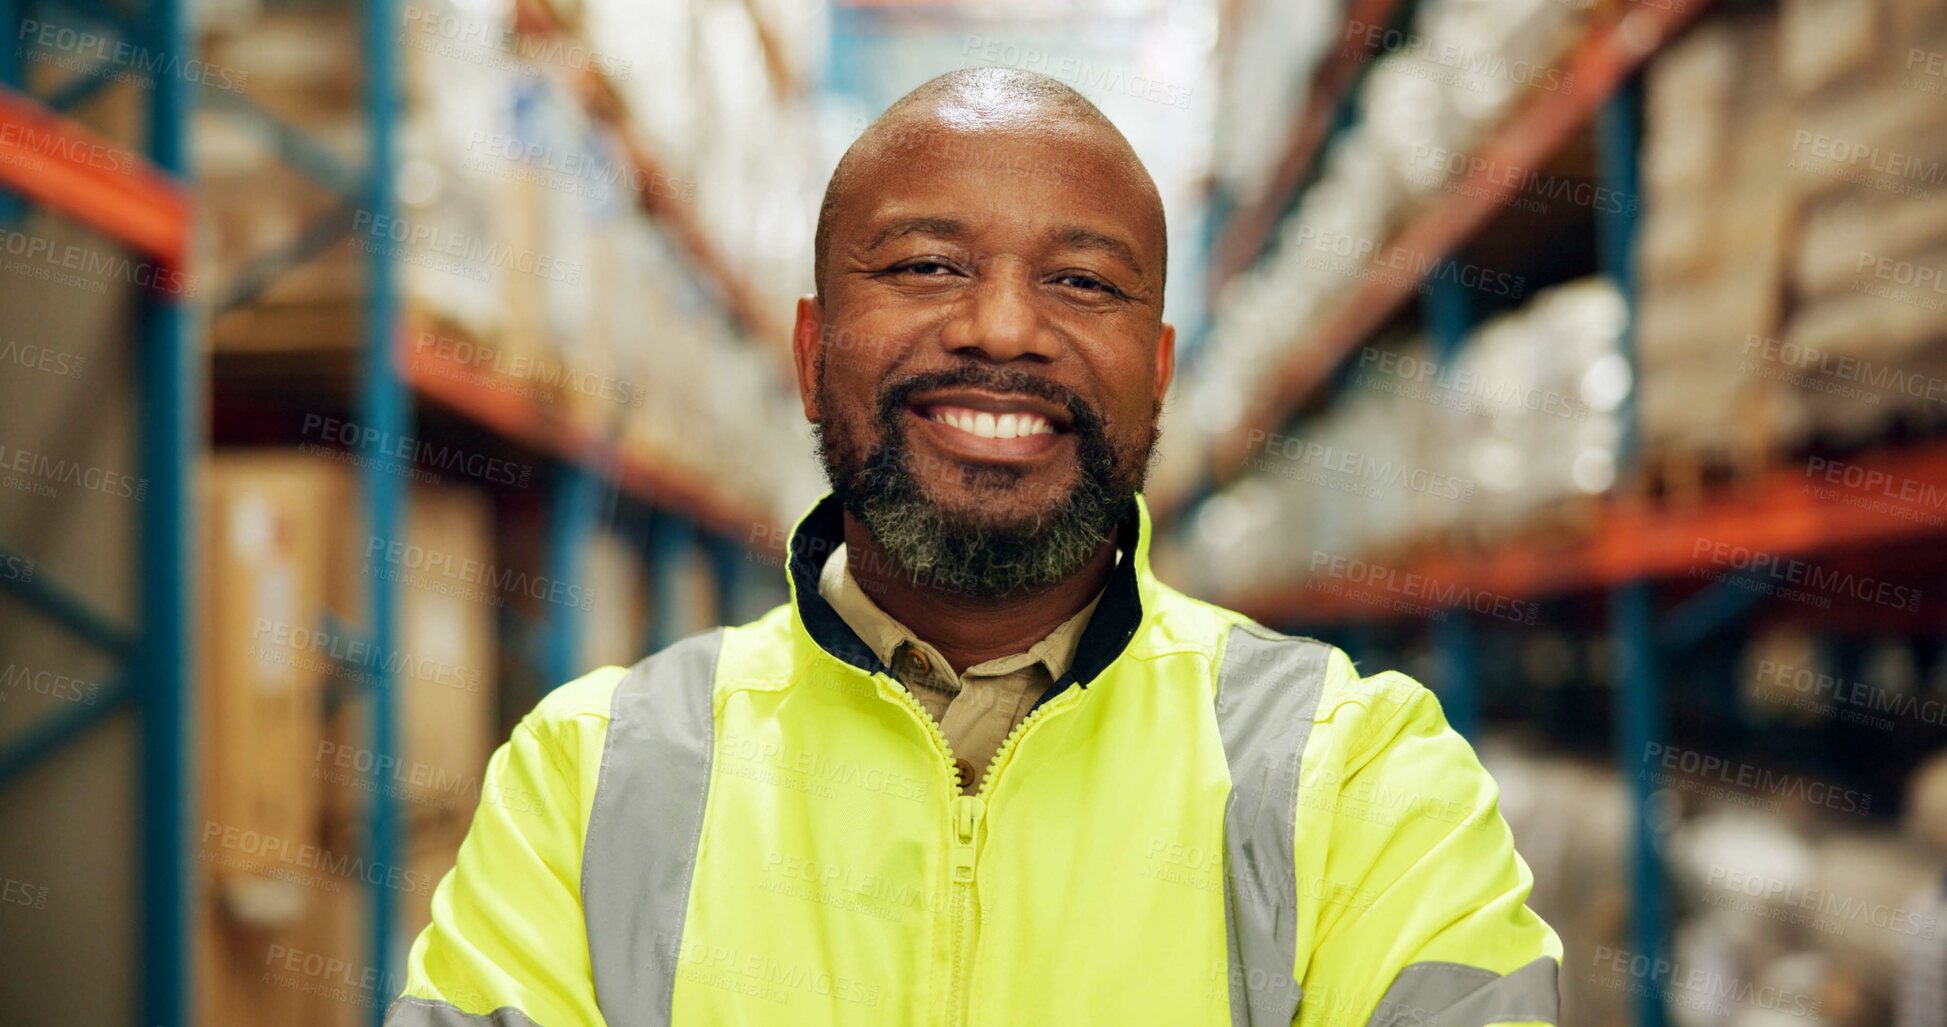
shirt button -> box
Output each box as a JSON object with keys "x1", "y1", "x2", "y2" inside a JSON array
[
  {"x1": 954, "y1": 758, "x2": 976, "y2": 789},
  {"x1": 908, "y1": 649, "x2": 932, "y2": 675}
]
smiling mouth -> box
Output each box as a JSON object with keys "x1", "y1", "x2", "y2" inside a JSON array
[{"x1": 919, "y1": 404, "x2": 1058, "y2": 440}]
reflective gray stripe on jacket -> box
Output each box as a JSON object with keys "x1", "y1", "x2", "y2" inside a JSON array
[
  {"x1": 582, "y1": 629, "x2": 724, "y2": 1027},
  {"x1": 385, "y1": 997, "x2": 543, "y2": 1026},
  {"x1": 1366, "y1": 957, "x2": 1559, "y2": 1026},
  {"x1": 1212, "y1": 624, "x2": 1559, "y2": 1027},
  {"x1": 1216, "y1": 623, "x2": 1329, "y2": 1026}
]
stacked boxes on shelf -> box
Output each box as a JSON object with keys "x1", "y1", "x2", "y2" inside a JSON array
[
  {"x1": 1173, "y1": 278, "x2": 1626, "y2": 599},
  {"x1": 199, "y1": 0, "x2": 824, "y2": 526},
  {"x1": 1488, "y1": 731, "x2": 1947, "y2": 1027},
  {"x1": 199, "y1": 6, "x2": 366, "y2": 351},
  {"x1": 1423, "y1": 279, "x2": 1628, "y2": 538},
  {"x1": 1663, "y1": 803, "x2": 1940, "y2": 1025},
  {"x1": 197, "y1": 453, "x2": 498, "y2": 1026},
  {"x1": 1179, "y1": 0, "x2": 1591, "y2": 459},
  {"x1": 488, "y1": 72, "x2": 605, "y2": 422},
  {"x1": 197, "y1": 452, "x2": 358, "y2": 1027},
  {"x1": 1636, "y1": 12, "x2": 1799, "y2": 470},
  {"x1": 1780, "y1": 0, "x2": 1947, "y2": 443},
  {"x1": 320, "y1": 481, "x2": 498, "y2": 855},
  {"x1": 395, "y1": 0, "x2": 528, "y2": 359},
  {"x1": 581, "y1": 0, "x2": 826, "y2": 315},
  {"x1": 199, "y1": 456, "x2": 335, "y2": 921},
  {"x1": 1639, "y1": 0, "x2": 1947, "y2": 464}
]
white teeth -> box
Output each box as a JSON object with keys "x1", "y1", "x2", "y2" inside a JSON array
[{"x1": 926, "y1": 405, "x2": 1055, "y2": 440}]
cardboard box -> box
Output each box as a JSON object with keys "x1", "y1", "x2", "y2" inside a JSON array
[
  {"x1": 197, "y1": 452, "x2": 367, "y2": 1027},
  {"x1": 199, "y1": 854, "x2": 422, "y2": 1027},
  {"x1": 199, "y1": 454, "x2": 337, "y2": 894}
]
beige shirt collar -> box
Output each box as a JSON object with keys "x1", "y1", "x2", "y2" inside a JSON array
[{"x1": 816, "y1": 542, "x2": 1107, "y2": 681}]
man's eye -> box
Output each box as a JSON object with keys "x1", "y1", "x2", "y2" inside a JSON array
[
  {"x1": 1054, "y1": 273, "x2": 1120, "y2": 295},
  {"x1": 893, "y1": 260, "x2": 956, "y2": 276}
]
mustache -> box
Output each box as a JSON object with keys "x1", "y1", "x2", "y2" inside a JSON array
[{"x1": 875, "y1": 365, "x2": 1106, "y2": 437}]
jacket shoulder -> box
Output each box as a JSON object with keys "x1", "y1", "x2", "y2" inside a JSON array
[
  {"x1": 1311, "y1": 651, "x2": 1437, "y2": 732},
  {"x1": 530, "y1": 664, "x2": 629, "y2": 730}
]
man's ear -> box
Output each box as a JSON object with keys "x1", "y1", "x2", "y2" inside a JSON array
[
  {"x1": 1153, "y1": 321, "x2": 1177, "y2": 407},
  {"x1": 793, "y1": 295, "x2": 824, "y2": 422}
]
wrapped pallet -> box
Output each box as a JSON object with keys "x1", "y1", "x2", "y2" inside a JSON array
[
  {"x1": 1782, "y1": 12, "x2": 1947, "y2": 442},
  {"x1": 1637, "y1": 13, "x2": 1802, "y2": 468},
  {"x1": 1422, "y1": 278, "x2": 1625, "y2": 542}
]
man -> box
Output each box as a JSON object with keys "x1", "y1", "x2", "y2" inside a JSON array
[{"x1": 387, "y1": 69, "x2": 1560, "y2": 1027}]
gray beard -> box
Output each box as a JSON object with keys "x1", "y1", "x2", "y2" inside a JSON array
[{"x1": 845, "y1": 467, "x2": 1122, "y2": 600}]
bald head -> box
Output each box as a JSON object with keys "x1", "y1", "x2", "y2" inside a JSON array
[{"x1": 813, "y1": 68, "x2": 1167, "y2": 302}]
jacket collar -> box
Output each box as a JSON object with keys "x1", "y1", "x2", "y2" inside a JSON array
[{"x1": 784, "y1": 491, "x2": 1157, "y2": 710}]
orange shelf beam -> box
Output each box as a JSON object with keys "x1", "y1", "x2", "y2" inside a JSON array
[
  {"x1": 1206, "y1": 0, "x2": 1711, "y2": 487},
  {"x1": 1224, "y1": 441, "x2": 1947, "y2": 625},
  {"x1": 0, "y1": 86, "x2": 188, "y2": 267},
  {"x1": 399, "y1": 317, "x2": 780, "y2": 542}
]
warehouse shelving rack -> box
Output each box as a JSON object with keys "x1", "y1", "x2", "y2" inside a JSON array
[
  {"x1": 208, "y1": 0, "x2": 787, "y2": 1022},
  {"x1": 1166, "y1": 2, "x2": 1925, "y2": 1025},
  {"x1": 1172, "y1": 0, "x2": 1716, "y2": 511},
  {"x1": 2, "y1": 0, "x2": 785, "y2": 1022},
  {"x1": 0, "y1": 0, "x2": 194, "y2": 1023}
]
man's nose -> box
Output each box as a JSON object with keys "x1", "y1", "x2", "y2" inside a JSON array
[{"x1": 940, "y1": 266, "x2": 1060, "y2": 363}]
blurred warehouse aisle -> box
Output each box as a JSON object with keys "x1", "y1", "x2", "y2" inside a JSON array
[{"x1": 0, "y1": 0, "x2": 1943, "y2": 1024}]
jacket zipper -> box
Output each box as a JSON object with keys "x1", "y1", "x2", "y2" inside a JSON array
[
  {"x1": 946, "y1": 791, "x2": 983, "y2": 1027},
  {"x1": 875, "y1": 672, "x2": 1076, "y2": 1027}
]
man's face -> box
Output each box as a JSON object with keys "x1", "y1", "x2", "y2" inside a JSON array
[{"x1": 795, "y1": 115, "x2": 1174, "y2": 597}]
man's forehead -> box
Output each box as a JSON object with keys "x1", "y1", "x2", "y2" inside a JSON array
[{"x1": 846, "y1": 123, "x2": 1158, "y2": 232}]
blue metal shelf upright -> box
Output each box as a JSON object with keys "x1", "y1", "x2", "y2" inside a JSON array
[
  {"x1": 177, "y1": 0, "x2": 410, "y2": 1012},
  {"x1": 0, "y1": 0, "x2": 195, "y2": 1022},
  {"x1": 1595, "y1": 77, "x2": 1665, "y2": 1027},
  {"x1": 360, "y1": 0, "x2": 407, "y2": 1006}
]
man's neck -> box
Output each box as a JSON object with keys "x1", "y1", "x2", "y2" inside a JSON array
[{"x1": 839, "y1": 511, "x2": 1117, "y2": 677}]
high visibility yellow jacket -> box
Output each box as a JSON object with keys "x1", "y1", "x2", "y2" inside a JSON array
[{"x1": 387, "y1": 494, "x2": 1561, "y2": 1026}]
